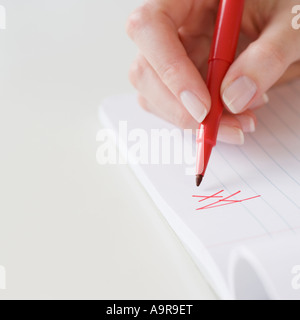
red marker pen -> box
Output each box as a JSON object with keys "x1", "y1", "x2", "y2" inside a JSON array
[{"x1": 196, "y1": 0, "x2": 245, "y2": 186}]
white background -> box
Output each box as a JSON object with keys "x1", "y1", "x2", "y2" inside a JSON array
[{"x1": 0, "y1": 0, "x2": 215, "y2": 299}]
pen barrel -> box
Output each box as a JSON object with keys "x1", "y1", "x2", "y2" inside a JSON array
[
  {"x1": 196, "y1": 59, "x2": 230, "y2": 176},
  {"x1": 209, "y1": 0, "x2": 245, "y2": 63},
  {"x1": 201, "y1": 59, "x2": 231, "y2": 145},
  {"x1": 202, "y1": 0, "x2": 245, "y2": 146},
  {"x1": 196, "y1": 0, "x2": 245, "y2": 177}
]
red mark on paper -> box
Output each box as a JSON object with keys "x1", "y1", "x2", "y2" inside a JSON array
[{"x1": 192, "y1": 190, "x2": 260, "y2": 210}]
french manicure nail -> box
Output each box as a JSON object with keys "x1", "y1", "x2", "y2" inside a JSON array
[
  {"x1": 249, "y1": 93, "x2": 270, "y2": 109},
  {"x1": 180, "y1": 91, "x2": 207, "y2": 123},
  {"x1": 236, "y1": 115, "x2": 256, "y2": 133},
  {"x1": 263, "y1": 93, "x2": 270, "y2": 104},
  {"x1": 223, "y1": 76, "x2": 257, "y2": 114},
  {"x1": 217, "y1": 125, "x2": 245, "y2": 145}
]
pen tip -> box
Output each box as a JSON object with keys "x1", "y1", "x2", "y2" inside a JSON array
[{"x1": 196, "y1": 175, "x2": 203, "y2": 187}]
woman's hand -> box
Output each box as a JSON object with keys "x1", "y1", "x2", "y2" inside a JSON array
[{"x1": 126, "y1": 0, "x2": 300, "y2": 144}]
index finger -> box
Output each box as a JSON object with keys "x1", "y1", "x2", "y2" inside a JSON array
[{"x1": 126, "y1": 0, "x2": 211, "y2": 123}]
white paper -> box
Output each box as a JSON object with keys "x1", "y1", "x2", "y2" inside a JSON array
[
  {"x1": 99, "y1": 79, "x2": 300, "y2": 300},
  {"x1": 229, "y1": 234, "x2": 300, "y2": 300}
]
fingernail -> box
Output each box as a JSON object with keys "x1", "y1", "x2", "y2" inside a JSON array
[
  {"x1": 249, "y1": 93, "x2": 269, "y2": 109},
  {"x1": 223, "y1": 76, "x2": 257, "y2": 114},
  {"x1": 217, "y1": 125, "x2": 245, "y2": 145},
  {"x1": 180, "y1": 91, "x2": 207, "y2": 123},
  {"x1": 263, "y1": 93, "x2": 270, "y2": 104},
  {"x1": 236, "y1": 114, "x2": 256, "y2": 133}
]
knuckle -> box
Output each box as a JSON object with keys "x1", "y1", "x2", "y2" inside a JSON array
[
  {"x1": 159, "y1": 59, "x2": 183, "y2": 86},
  {"x1": 128, "y1": 61, "x2": 140, "y2": 88},
  {"x1": 126, "y1": 6, "x2": 150, "y2": 40},
  {"x1": 250, "y1": 41, "x2": 287, "y2": 67},
  {"x1": 137, "y1": 95, "x2": 150, "y2": 112},
  {"x1": 174, "y1": 108, "x2": 193, "y2": 129},
  {"x1": 129, "y1": 55, "x2": 148, "y2": 88}
]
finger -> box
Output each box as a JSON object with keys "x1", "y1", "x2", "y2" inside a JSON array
[
  {"x1": 248, "y1": 94, "x2": 269, "y2": 110},
  {"x1": 139, "y1": 93, "x2": 256, "y2": 145},
  {"x1": 133, "y1": 54, "x2": 256, "y2": 146},
  {"x1": 234, "y1": 109, "x2": 257, "y2": 133},
  {"x1": 180, "y1": 34, "x2": 211, "y2": 74},
  {"x1": 276, "y1": 60, "x2": 300, "y2": 85},
  {"x1": 130, "y1": 55, "x2": 258, "y2": 144},
  {"x1": 217, "y1": 109, "x2": 258, "y2": 145},
  {"x1": 139, "y1": 92, "x2": 255, "y2": 145},
  {"x1": 140, "y1": 93, "x2": 251, "y2": 146},
  {"x1": 129, "y1": 55, "x2": 199, "y2": 130},
  {"x1": 217, "y1": 114, "x2": 244, "y2": 145},
  {"x1": 126, "y1": 1, "x2": 211, "y2": 123},
  {"x1": 221, "y1": 8, "x2": 300, "y2": 115}
]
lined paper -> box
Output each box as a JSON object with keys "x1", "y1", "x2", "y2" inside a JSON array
[{"x1": 100, "y1": 79, "x2": 300, "y2": 298}]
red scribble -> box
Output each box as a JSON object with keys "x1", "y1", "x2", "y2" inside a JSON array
[
  {"x1": 192, "y1": 190, "x2": 261, "y2": 211},
  {"x1": 192, "y1": 190, "x2": 224, "y2": 203}
]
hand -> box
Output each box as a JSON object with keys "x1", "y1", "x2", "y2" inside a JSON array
[{"x1": 126, "y1": 0, "x2": 300, "y2": 144}]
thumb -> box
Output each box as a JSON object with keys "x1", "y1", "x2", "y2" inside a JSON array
[{"x1": 221, "y1": 13, "x2": 300, "y2": 114}]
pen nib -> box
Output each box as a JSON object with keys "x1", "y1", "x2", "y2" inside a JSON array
[{"x1": 196, "y1": 175, "x2": 203, "y2": 187}]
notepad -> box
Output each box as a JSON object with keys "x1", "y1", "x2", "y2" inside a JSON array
[{"x1": 99, "y1": 79, "x2": 300, "y2": 300}]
